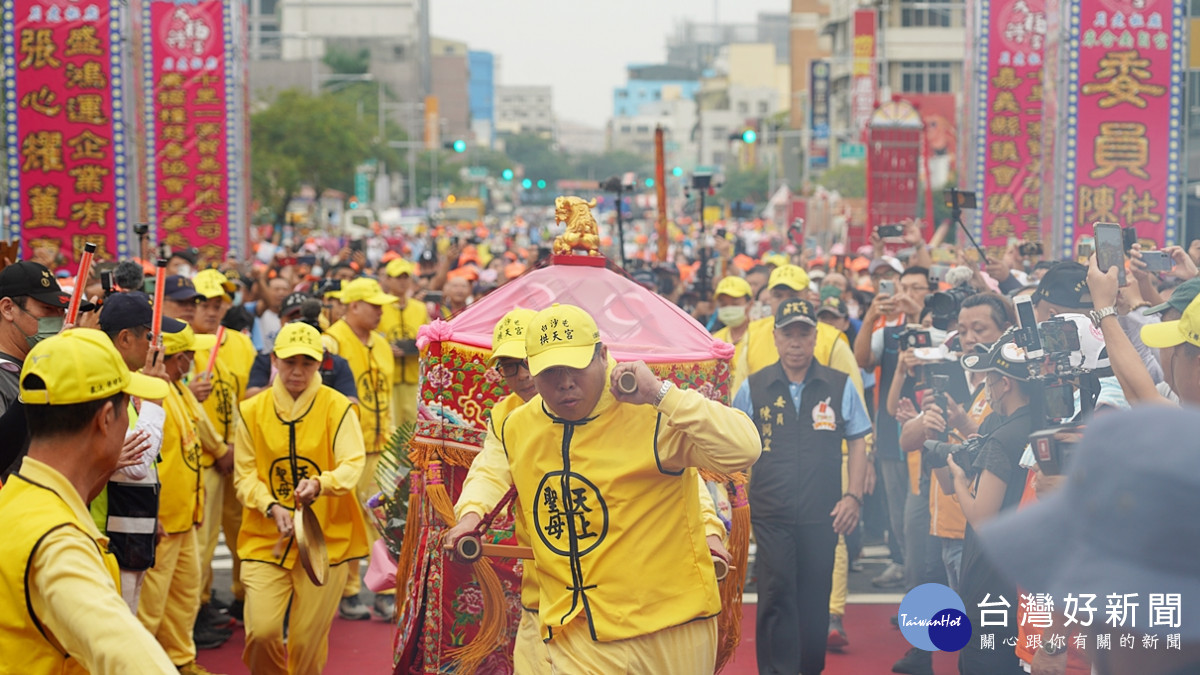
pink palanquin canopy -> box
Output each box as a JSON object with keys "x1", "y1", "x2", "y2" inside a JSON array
[{"x1": 442, "y1": 256, "x2": 733, "y2": 363}]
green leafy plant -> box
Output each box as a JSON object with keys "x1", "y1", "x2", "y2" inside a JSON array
[{"x1": 369, "y1": 422, "x2": 416, "y2": 556}]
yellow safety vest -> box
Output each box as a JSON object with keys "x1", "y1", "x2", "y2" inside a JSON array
[
  {"x1": 325, "y1": 320, "x2": 394, "y2": 452},
  {"x1": 195, "y1": 329, "x2": 256, "y2": 444},
  {"x1": 379, "y1": 298, "x2": 429, "y2": 385},
  {"x1": 237, "y1": 384, "x2": 369, "y2": 567},
  {"x1": 745, "y1": 315, "x2": 844, "y2": 376},
  {"x1": 485, "y1": 393, "x2": 541, "y2": 610},
  {"x1": 0, "y1": 470, "x2": 121, "y2": 674},
  {"x1": 160, "y1": 381, "x2": 207, "y2": 534},
  {"x1": 500, "y1": 394, "x2": 720, "y2": 642}
]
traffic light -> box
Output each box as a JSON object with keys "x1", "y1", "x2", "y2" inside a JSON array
[
  {"x1": 348, "y1": 198, "x2": 359, "y2": 209},
  {"x1": 521, "y1": 178, "x2": 533, "y2": 189},
  {"x1": 536, "y1": 179, "x2": 547, "y2": 189},
  {"x1": 741, "y1": 129, "x2": 757, "y2": 144},
  {"x1": 452, "y1": 139, "x2": 466, "y2": 153},
  {"x1": 672, "y1": 166, "x2": 683, "y2": 177},
  {"x1": 446, "y1": 194, "x2": 457, "y2": 204},
  {"x1": 502, "y1": 169, "x2": 514, "y2": 181},
  {"x1": 644, "y1": 178, "x2": 655, "y2": 188}
]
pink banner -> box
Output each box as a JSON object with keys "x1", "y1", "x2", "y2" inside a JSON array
[
  {"x1": 144, "y1": 0, "x2": 233, "y2": 263},
  {"x1": 1063, "y1": 0, "x2": 1184, "y2": 247},
  {"x1": 4, "y1": 0, "x2": 130, "y2": 268},
  {"x1": 975, "y1": 0, "x2": 1046, "y2": 253},
  {"x1": 851, "y1": 9, "x2": 877, "y2": 140}
]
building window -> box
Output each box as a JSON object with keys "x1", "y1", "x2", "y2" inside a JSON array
[
  {"x1": 712, "y1": 127, "x2": 727, "y2": 141},
  {"x1": 758, "y1": 101, "x2": 769, "y2": 115},
  {"x1": 899, "y1": 61, "x2": 953, "y2": 93},
  {"x1": 900, "y1": 0, "x2": 953, "y2": 27},
  {"x1": 636, "y1": 125, "x2": 650, "y2": 133},
  {"x1": 737, "y1": 101, "x2": 749, "y2": 114},
  {"x1": 620, "y1": 125, "x2": 632, "y2": 133}
]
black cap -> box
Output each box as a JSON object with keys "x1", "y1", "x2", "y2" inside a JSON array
[
  {"x1": 418, "y1": 249, "x2": 437, "y2": 264},
  {"x1": 817, "y1": 296, "x2": 848, "y2": 318},
  {"x1": 1031, "y1": 262, "x2": 1091, "y2": 310},
  {"x1": 99, "y1": 291, "x2": 185, "y2": 334},
  {"x1": 775, "y1": 298, "x2": 818, "y2": 329},
  {"x1": 960, "y1": 338, "x2": 1030, "y2": 381},
  {"x1": 169, "y1": 248, "x2": 199, "y2": 266},
  {"x1": 281, "y1": 292, "x2": 309, "y2": 318},
  {"x1": 0, "y1": 261, "x2": 70, "y2": 307},
  {"x1": 163, "y1": 275, "x2": 201, "y2": 302}
]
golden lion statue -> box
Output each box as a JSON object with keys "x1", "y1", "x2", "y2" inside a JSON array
[{"x1": 553, "y1": 196, "x2": 601, "y2": 256}]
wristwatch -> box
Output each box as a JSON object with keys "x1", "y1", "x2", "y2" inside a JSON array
[
  {"x1": 1040, "y1": 637, "x2": 1067, "y2": 656},
  {"x1": 653, "y1": 380, "x2": 674, "y2": 407},
  {"x1": 1089, "y1": 305, "x2": 1117, "y2": 327}
]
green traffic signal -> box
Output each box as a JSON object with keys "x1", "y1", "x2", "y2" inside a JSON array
[
  {"x1": 741, "y1": 129, "x2": 757, "y2": 144},
  {"x1": 452, "y1": 139, "x2": 467, "y2": 153},
  {"x1": 536, "y1": 179, "x2": 547, "y2": 189},
  {"x1": 502, "y1": 169, "x2": 514, "y2": 181},
  {"x1": 672, "y1": 166, "x2": 683, "y2": 177},
  {"x1": 522, "y1": 178, "x2": 532, "y2": 189},
  {"x1": 644, "y1": 178, "x2": 655, "y2": 188}
]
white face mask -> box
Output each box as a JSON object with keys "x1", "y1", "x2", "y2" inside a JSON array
[{"x1": 717, "y1": 304, "x2": 748, "y2": 328}]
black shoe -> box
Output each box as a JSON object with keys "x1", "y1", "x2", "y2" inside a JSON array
[
  {"x1": 339, "y1": 596, "x2": 371, "y2": 621},
  {"x1": 892, "y1": 647, "x2": 934, "y2": 675},
  {"x1": 209, "y1": 595, "x2": 231, "y2": 613},
  {"x1": 194, "y1": 623, "x2": 232, "y2": 651},
  {"x1": 374, "y1": 594, "x2": 396, "y2": 621},
  {"x1": 196, "y1": 603, "x2": 234, "y2": 631},
  {"x1": 227, "y1": 599, "x2": 244, "y2": 623}
]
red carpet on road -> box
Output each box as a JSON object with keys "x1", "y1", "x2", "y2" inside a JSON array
[{"x1": 197, "y1": 603, "x2": 960, "y2": 673}]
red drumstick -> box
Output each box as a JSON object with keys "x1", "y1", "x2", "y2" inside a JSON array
[
  {"x1": 203, "y1": 325, "x2": 226, "y2": 379},
  {"x1": 65, "y1": 243, "x2": 97, "y2": 325},
  {"x1": 150, "y1": 259, "x2": 167, "y2": 343}
]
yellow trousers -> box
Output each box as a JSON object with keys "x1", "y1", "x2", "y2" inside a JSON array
[
  {"x1": 198, "y1": 466, "x2": 244, "y2": 604},
  {"x1": 392, "y1": 381, "x2": 418, "y2": 429},
  {"x1": 514, "y1": 609, "x2": 552, "y2": 675},
  {"x1": 547, "y1": 615, "x2": 717, "y2": 673},
  {"x1": 830, "y1": 454, "x2": 849, "y2": 616},
  {"x1": 344, "y1": 452, "x2": 386, "y2": 598},
  {"x1": 241, "y1": 560, "x2": 350, "y2": 675},
  {"x1": 138, "y1": 527, "x2": 201, "y2": 666}
]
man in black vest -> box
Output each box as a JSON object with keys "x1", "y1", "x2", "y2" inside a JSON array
[{"x1": 733, "y1": 298, "x2": 872, "y2": 675}]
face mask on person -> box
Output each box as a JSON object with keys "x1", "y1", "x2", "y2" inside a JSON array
[
  {"x1": 176, "y1": 264, "x2": 194, "y2": 279},
  {"x1": 232, "y1": 291, "x2": 244, "y2": 307},
  {"x1": 16, "y1": 307, "x2": 63, "y2": 350},
  {"x1": 717, "y1": 305, "x2": 748, "y2": 328}
]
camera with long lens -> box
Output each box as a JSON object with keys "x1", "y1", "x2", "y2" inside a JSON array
[
  {"x1": 925, "y1": 284, "x2": 975, "y2": 331},
  {"x1": 922, "y1": 436, "x2": 985, "y2": 478}
]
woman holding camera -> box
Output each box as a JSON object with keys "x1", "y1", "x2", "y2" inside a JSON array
[{"x1": 945, "y1": 333, "x2": 1038, "y2": 675}]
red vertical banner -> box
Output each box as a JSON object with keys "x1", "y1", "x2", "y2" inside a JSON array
[
  {"x1": 866, "y1": 101, "x2": 923, "y2": 238},
  {"x1": 1061, "y1": 0, "x2": 1185, "y2": 248},
  {"x1": 972, "y1": 0, "x2": 1047, "y2": 254},
  {"x1": 5, "y1": 0, "x2": 130, "y2": 268},
  {"x1": 851, "y1": 9, "x2": 878, "y2": 140},
  {"x1": 143, "y1": 0, "x2": 235, "y2": 263}
]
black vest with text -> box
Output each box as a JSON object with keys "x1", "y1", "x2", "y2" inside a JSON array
[{"x1": 748, "y1": 361, "x2": 848, "y2": 524}]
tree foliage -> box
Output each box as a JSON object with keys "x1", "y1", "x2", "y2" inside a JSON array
[
  {"x1": 720, "y1": 166, "x2": 770, "y2": 203},
  {"x1": 817, "y1": 163, "x2": 866, "y2": 198}
]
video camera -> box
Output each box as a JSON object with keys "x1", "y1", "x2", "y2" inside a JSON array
[
  {"x1": 923, "y1": 435, "x2": 986, "y2": 479},
  {"x1": 925, "y1": 284, "x2": 974, "y2": 331},
  {"x1": 897, "y1": 325, "x2": 932, "y2": 350}
]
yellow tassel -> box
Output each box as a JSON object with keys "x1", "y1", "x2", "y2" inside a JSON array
[
  {"x1": 715, "y1": 480, "x2": 751, "y2": 673},
  {"x1": 424, "y1": 459, "x2": 458, "y2": 527},
  {"x1": 392, "y1": 469, "x2": 424, "y2": 619},
  {"x1": 446, "y1": 557, "x2": 508, "y2": 674}
]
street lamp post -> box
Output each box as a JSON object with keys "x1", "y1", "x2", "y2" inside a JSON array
[{"x1": 600, "y1": 175, "x2": 628, "y2": 267}]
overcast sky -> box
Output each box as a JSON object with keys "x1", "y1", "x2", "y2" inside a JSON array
[{"x1": 430, "y1": 0, "x2": 788, "y2": 129}]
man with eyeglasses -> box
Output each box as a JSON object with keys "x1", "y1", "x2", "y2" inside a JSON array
[
  {"x1": 0, "y1": 261, "x2": 70, "y2": 415},
  {"x1": 445, "y1": 307, "x2": 735, "y2": 672},
  {"x1": 447, "y1": 304, "x2": 760, "y2": 671}
]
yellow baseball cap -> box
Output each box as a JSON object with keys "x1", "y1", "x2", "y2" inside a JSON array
[
  {"x1": 20, "y1": 328, "x2": 169, "y2": 405},
  {"x1": 163, "y1": 320, "x2": 217, "y2": 356},
  {"x1": 1141, "y1": 294, "x2": 1200, "y2": 349},
  {"x1": 339, "y1": 278, "x2": 399, "y2": 306},
  {"x1": 525, "y1": 304, "x2": 601, "y2": 376},
  {"x1": 273, "y1": 322, "x2": 324, "y2": 361},
  {"x1": 385, "y1": 258, "x2": 415, "y2": 278},
  {"x1": 714, "y1": 276, "x2": 753, "y2": 300},
  {"x1": 768, "y1": 264, "x2": 810, "y2": 292},
  {"x1": 762, "y1": 253, "x2": 790, "y2": 268},
  {"x1": 489, "y1": 308, "x2": 536, "y2": 366},
  {"x1": 193, "y1": 269, "x2": 236, "y2": 300}
]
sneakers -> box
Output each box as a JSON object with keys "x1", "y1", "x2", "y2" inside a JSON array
[
  {"x1": 338, "y1": 595, "x2": 371, "y2": 621},
  {"x1": 826, "y1": 613, "x2": 848, "y2": 651},
  {"x1": 892, "y1": 647, "x2": 934, "y2": 675},
  {"x1": 196, "y1": 602, "x2": 235, "y2": 631},
  {"x1": 227, "y1": 599, "x2": 244, "y2": 623},
  {"x1": 193, "y1": 622, "x2": 232, "y2": 651},
  {"x1": 374, "y1": 594, "x2": 397, "y2": 621},
  {"x1": 178, "y1": 661, "x2": 224, "y2": 675},
  {"x1": 872, "y1": 562, "x2": 906, "y2": 588}
]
